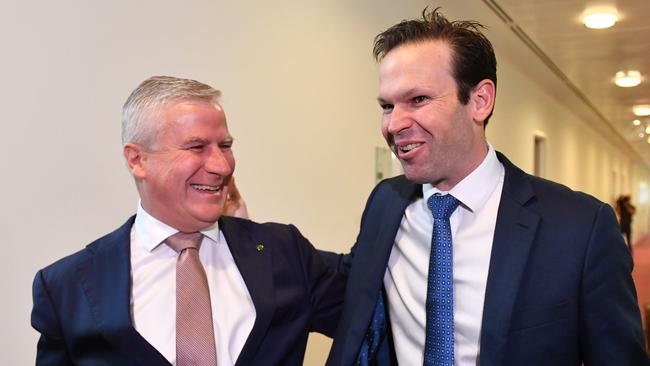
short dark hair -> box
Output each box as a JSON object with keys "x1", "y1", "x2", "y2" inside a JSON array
[{"x1": 373, "y1": 7, "x2": 497, "y2": 126}]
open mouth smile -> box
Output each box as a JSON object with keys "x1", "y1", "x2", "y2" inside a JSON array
[
  {"x1": 190, "y1": 184, "x2": 222, "y2": 193},
  {"x1": 398, "y1": 143, "x2": 422, "y2": 153}
]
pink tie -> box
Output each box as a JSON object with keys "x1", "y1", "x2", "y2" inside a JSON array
[{"x1": 166, "y1": 232, "x2": 217, "y2": 366}]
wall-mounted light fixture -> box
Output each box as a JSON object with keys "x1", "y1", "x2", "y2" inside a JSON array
[{"x1": 615, "y1": 70, "x2": 642, "y2": 87}]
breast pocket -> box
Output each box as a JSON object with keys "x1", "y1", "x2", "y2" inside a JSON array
[
  {"x1": 504, "y1": 301, "x2": 578, "y2": 364},
  {"x1": 509, "y1": 300, "x2": 571, "y2": 332}
]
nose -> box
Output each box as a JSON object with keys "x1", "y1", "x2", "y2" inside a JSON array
[
  {"x1": 205, "y1": 147, "x2": 234, "y2": 176},
  {"x1": 385, "y1": 105, "x2": 412, "y2": 136}
]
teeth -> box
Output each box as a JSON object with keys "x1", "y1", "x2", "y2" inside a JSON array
[
  {"x1": 399, "y1": 143, "x2": 421, "y2": 152},
  {"x1": 191, "y1": 184, "x2": 221, "y2": 192}
]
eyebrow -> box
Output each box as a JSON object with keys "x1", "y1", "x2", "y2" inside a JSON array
[
  {"x1": 377, "y1": 88, "x2": 425, "y2": 105},
  {"x1": 181, "y1": 136, "x2": 234, "y2": 145},
  {"x1": 181, "y1": 137, "x2": 208, "y2": 146}
]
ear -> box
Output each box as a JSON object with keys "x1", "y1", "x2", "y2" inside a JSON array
[
  {"x1": 470, "y1": 79, "x2": 496, "y2": 126},
  {"x1": 123, "y1": 143, "x2": 147, "y2": 180}
]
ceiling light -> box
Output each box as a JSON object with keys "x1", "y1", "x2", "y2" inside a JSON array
[
  {"x1": 645, "y1": 126, "x2": 650, "y2": 134},
  {"x1": 633, "y1": 105, "x2": 650, "y2": 116},
  {"x1": 582, "y1": 9, "x2": 618, "y2": 29},
  {"x1": 647, "y1": 136, "x2": 650, "y2": 144},
  {"x1": 640, "y1": 132, "x2": 645, "y2": 138},
  {"x1": 633, "y1": 119, "x2": 642, "y2": 126},
  {"x1": 615, "y1": 70, "x2": 642, "y2": 87}
]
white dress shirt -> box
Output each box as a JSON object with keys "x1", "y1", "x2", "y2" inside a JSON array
[
  {"x1": 384, "y1": 144, "x2": 504, "y2": 366},
  {"x1": 130, "y1": 204, "x2": 256, "y2": 366}
]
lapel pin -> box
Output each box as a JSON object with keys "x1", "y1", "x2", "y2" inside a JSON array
[{"x1": 256, "y1": 243, "x2": 265, "y2": 252}]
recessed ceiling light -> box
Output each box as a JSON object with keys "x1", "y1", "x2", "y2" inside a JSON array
[
  {"x1": 647, "y1": 136, "x2": 650, "y2": 144},
  {"x1": 615, "y1": 70, "x2": 642, "y2": 87},
  {"x1": 633, "y1": 105, "x2": 650, "y2": 116},
  {"x1": 639, "y1": 132, "x2": 645, "y2": 138},
  {"x1": 633, "y1": 119, "x2": 642, "y2": 126},
  {"x1": 645, "y1": 126, "x2": 650, "y2": 134},
  {"x1": 582, "y1": 9, "x2": 618, "y2": 29}
]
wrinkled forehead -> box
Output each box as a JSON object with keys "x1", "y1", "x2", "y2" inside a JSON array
[{"x1": 145, "y1": 99, "x2": 229, "y2": 145}]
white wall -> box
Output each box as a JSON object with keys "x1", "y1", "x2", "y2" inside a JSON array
[{"x1": 1, "y1": 1, "x2": 648, "y2": 365}]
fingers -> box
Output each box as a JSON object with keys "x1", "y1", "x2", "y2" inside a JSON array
[
  {"x1": 227, "y1": 177, "x2": 241, "y2": 201},
  {"x1": 224, "y1": 176, "x2": 249, "y2": 219}
]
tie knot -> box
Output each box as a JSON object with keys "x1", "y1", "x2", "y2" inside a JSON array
[
  {"x1": 165, "y1": 232, "x2": 203, "y2": 253},
  {"x1": 427, "y1": 194, "x2": 459, "y2": 219}
]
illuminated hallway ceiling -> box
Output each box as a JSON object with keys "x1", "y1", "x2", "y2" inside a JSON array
[{"x1": 483, "y1": 0, "x2": 650, "y2": 166}]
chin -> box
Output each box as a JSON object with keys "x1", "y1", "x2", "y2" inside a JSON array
[
  {"x1": 189, "y1": 207, "x2": 223, "y2": 225},
  {"x1": 199, "y1": 211, "x2": 223, "y2": 223},
  {"x1": 403, "y1": 169, "x2": 429, "y2": 184}
]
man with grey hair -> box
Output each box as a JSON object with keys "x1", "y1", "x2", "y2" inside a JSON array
[{"x1": 31, "y1": 75, "x2": 344, "y2": 366}]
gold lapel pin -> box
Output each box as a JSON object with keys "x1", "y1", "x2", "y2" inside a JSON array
[{"x1": 256, "y1": 243, "x2": 265, "y2": 252}]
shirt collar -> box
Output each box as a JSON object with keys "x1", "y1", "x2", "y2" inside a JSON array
[
  {"x1": 134, "y1": 201, "x2": 221, "y2": 252},
  {"x1": 422, "y1": 143, "x2": 504, "y2": 213}
]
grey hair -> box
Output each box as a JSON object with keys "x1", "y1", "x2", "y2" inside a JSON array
[{"x1": 121, "y1": 75, "x2": 221, "y2": 147}]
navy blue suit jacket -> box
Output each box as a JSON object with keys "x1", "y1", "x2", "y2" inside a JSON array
[
  {"x1": 326, "y1": 152, "x2": 648, "y2": 365},
  {"x1": 32, "y1": 216, "x2": 345, "y2": 366}
]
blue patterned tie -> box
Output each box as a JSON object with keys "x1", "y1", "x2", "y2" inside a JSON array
[{"x1": 424, "y1": 194, "x2": 460, "y2": 366}]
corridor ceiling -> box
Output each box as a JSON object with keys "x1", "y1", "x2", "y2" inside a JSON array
[{"x1": 484, "y1": 0, "x2": 650, "y2": 165}]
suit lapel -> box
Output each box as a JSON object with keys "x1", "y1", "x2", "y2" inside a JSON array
[
  {"x1": 479, "y1": 153, "x2": 540, "y2": 366},
  {"x1": 78, "y1": 216, "x2": 170, "y2": 366},
  {"x1": 340, "y1": 177, "x2": 419, "y2": 364},
  {"x1": 219, "y1": 217, "x2": 275, "y2": 366},
  {"x1": 361, "y1": 185, "x2": 415, "y2": 295}
]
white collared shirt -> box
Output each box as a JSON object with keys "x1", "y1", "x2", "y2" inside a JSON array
[
  {"x1": 130, "y1": 204, "x2": 256, "y2": 365},
  {"x1": 384, "y1": 143, "x2": 505, "y2": 366}
]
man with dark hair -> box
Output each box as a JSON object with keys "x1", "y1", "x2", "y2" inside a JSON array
[
  {"x1": 31, "y1": 76, "x2": 344, "y2": 366},
  {"x1": 326, "y1": 8, "x2": 647, "y2": 365}
]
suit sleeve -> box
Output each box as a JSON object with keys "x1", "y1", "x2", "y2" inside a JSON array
[
  {"x1": 579, "y1": 204, "x2": 649, "y2": 365},
  {"x1": 31, "y1": 270, "x2": 74, "y2": 366},
  {"x1": 288, "y1": 225, "x2": 346, "y2": 337}
]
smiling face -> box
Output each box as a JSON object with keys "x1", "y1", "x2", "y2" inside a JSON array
[
  {"x1": 124, "y1": 99, "x2": 235, "y2": 232},
  {"x1": 378, "y1": 40, "x2": 492, "y2": 190}
]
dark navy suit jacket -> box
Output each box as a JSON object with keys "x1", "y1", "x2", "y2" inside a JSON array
[
  {"x1": 326, "y1": 152, "x2": 648, "y2": 366},
  {"x1": 32, "y1": 216, "x2": 345, "y2": 366}
]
